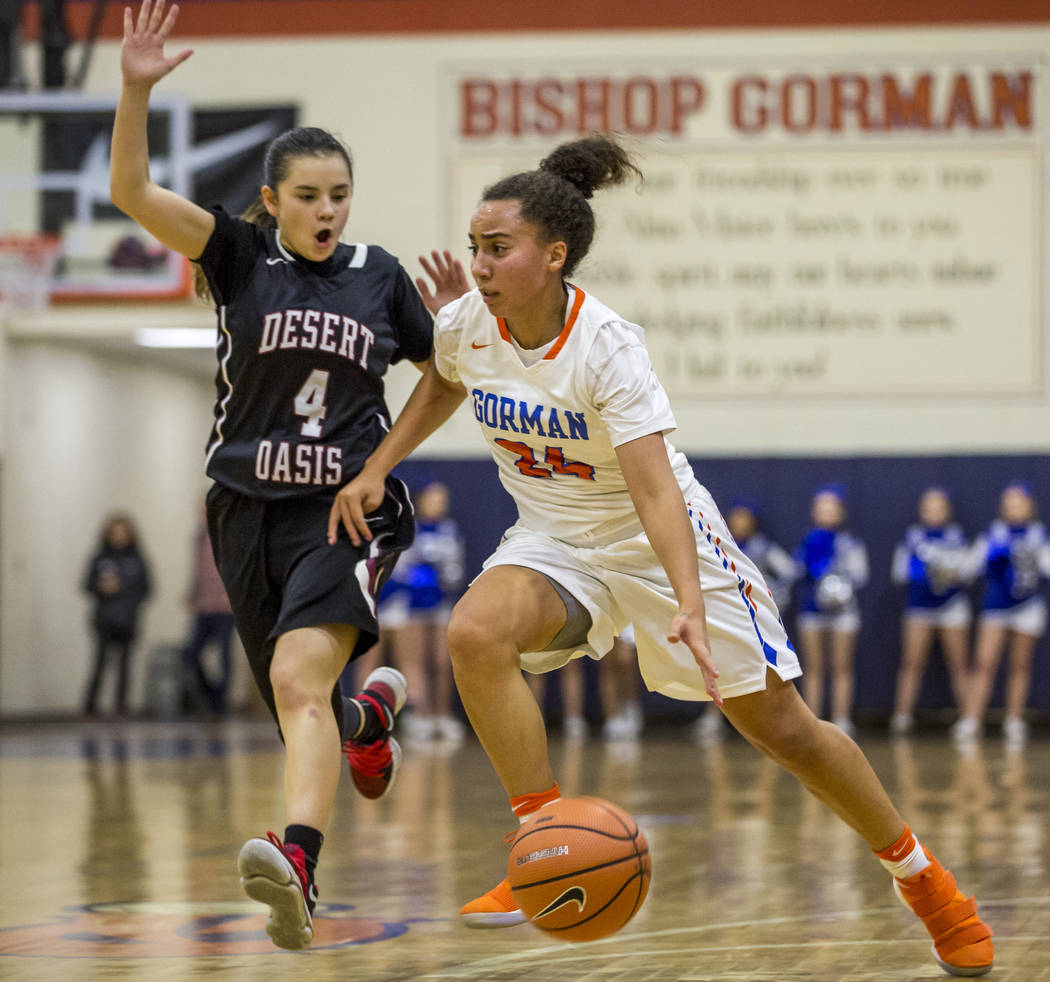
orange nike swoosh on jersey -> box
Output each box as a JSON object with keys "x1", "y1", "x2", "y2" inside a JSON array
[{"x1": 471, "y1": 341, "x2": 493, "y2": 349}]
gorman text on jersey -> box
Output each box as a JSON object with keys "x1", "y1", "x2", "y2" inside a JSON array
[{"x1": 470, "y1": 388, "x2": 589, "y2": 441}]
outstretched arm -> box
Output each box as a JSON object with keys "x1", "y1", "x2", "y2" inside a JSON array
[
  {"x1": 617, "y1": 433, "x2": 722, "y2": 705},
  {"x1": 110, "y1": 0, "x2": 214, "y2": 259},
  {"x1": 328, "y1": 359, "x2": 467, "y2": 546}
]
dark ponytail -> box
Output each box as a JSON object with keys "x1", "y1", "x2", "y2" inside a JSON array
[
  {"x1": 193, "y1": 126, "x2": 353, "y2": 302},
  {"x1": 481, "y1": 133, "x2": 641, "y2": 278}
]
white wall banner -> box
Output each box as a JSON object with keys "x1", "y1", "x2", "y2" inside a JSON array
[{"x1": 446, "y1": 59, "x2": 1045, "y2": 402}]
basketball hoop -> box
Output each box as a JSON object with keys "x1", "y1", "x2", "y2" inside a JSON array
[{"x1": 0, "y1": 235, "x2": 62, "y2": 313}]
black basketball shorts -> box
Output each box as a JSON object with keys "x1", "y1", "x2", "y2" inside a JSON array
[{"x1": 206, "y1": 476, "x2": 414, "y2": 727}]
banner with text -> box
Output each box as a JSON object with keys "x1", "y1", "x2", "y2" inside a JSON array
[{"x1": 447, "y1": 59, "x2": 1044, "y2": 400}]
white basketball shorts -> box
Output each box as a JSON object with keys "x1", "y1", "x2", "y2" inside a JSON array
[{"x1": 481, "y1": 482, "x2": 801, "y2": 701}]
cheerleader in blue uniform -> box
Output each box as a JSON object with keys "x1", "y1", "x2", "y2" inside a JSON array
[
  {"x1": 889, "y1": 488, "x2": 972, "y2": 735},
  {"x1": 955, "y1": 482, "x2": 1050, "y2": 746},
  {"x1": 385, "y1": 482, "x2": 467, "y2": 742},
  {"x1": 795, "y1": 485, "x2": 869, "y2": 736}
]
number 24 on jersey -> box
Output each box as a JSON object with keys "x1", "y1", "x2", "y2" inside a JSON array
[{"x1": 495, "y1": 438, "x2": 595, "y2": 481}]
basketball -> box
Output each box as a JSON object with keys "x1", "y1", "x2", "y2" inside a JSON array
[{"x1": 506, "y1": 796, "x2": 651, "y2": 942}]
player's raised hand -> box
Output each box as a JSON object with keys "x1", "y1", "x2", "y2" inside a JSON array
[
  {"x1": 121, "y1": 0, "x2": 193, "y2": 88},
  {"x1": 328, "y1": 468, "x2": 386, "y2": 547},
  {"x1": 416, "y1": 250, "x2": 470, "y2": 315},
  {"x1": 668, "y1": 610, "x2": 723, "y2": 706}
]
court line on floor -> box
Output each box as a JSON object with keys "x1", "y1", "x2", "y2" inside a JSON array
[
  {"x1": 429, "y1": 936, "x2": 1049, "y2": 979},
  {"x1": 422, "y1": 898, "x2": 1050, "y2": 979}
]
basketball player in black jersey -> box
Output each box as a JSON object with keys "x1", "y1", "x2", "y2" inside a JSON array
[{"x1": 110, "y1": 0, "x2": 468, "y2": 950}]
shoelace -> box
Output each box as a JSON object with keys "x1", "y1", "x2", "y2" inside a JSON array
[
  {"x1": 266, "y1": 831, "x2": 309, "y2": 895},
  {"x1": 342, "y1": 738, "x2": 391, "y2": 777}
]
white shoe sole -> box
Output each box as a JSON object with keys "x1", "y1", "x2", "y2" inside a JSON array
[
  {"x1": 382, "y1": 736, "x2": 402, "y2": 797},
  {"x1": 238, "y1": 838, "x2": 313, "y2": 950},
  {"x1": 363, "y1": 666, "x2": 408, "y2": 715},
  {"x1": 461, "y1": 909, "x2": 528, "y2": 929}
]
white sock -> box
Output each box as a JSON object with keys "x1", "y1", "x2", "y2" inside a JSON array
[
  {"x1": 880, "y1": 839, "x2": 931, "y2": 880},
  {"x1": 518, "y1": 796, "x2": 561, "y2": 824}
]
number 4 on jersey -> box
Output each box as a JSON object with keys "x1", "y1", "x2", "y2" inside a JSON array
[{"x1": 294, "y1": 369, "x2": 330, "y2": 438}]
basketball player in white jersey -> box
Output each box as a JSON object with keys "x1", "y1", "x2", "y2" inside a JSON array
[{"x1": 329, "y1": 135, "x2": 993, "y2": 976}]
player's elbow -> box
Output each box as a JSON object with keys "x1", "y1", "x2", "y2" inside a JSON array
[
  {"x1": 109, "y1": 169, "x2": 151, "y2": 220},
  {"x1": 109, "y1": 177, "x2": 138, "y2": 218}
]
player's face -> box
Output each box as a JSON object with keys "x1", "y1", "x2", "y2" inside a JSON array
[
  {"x1": 263, "y1": 154, "x2": 352, "y2": 262},
  {"x1": 918, "y1": 489, "x2": 951, "y2": 528},
  {"x1": 468, "y1": 200, "x2": 566, "y2": 320},
  {"x1": 1001, "y1": 487, "x2": 1035, "y2": 526},
  {"x1": 811, "y1": 492, "x2": 845, "y2": 529}
]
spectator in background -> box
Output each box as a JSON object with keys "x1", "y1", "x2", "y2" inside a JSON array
[
  {"x1": 696, "y1": 498, "x2": 796, "y2": 742},
  {"x1": 183, "y1": 507, "x2": 236, "y2": 715},
  {"x1": 82, "y1": 513, "x2": 152, "y2": 718},
  {"x1": 387, "y1": 482, "x2": 467, "y2": 743},
  {"x1": 528, "y1": 657, "x2": 587, "y2": 740},
  {"x1": 600, "y1": 625, "x2": 643, "y2": 742},
  {"x1": 889, "y1": 487, "x2": 972, "y2": 735},
  {"x1": 955, "y1": 481, "x2": 1050, "y2": 747},
  {"x1": 794, "y1": 485, "x2": 869, "y2": 736}
]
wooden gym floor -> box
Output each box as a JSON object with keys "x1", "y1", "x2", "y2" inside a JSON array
[{"x1": 1, "y1": 718, "x2": 1047, "y2": 981}]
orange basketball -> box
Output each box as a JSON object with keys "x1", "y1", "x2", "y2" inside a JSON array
[{"x1": 506, "y1": 796, "x2": 651, "y2": 942}]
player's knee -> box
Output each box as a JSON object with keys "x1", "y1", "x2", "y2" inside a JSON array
[
  {"x1": 269, "y1": 657, "x2": 324, "y2": 713},
  {"x1": 447, "y1": 609, "x2": 512, "y2": 676},
  {"x1": 773, "y1": 714, "x2": 827, "y2": 765},
  {"x1": 735, "y1": 702, "x2": 821, "y2": 764}
]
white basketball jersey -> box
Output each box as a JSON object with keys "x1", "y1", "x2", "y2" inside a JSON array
[{"x1": 434, "y1": 286, "x2": 696, "y2": 547}]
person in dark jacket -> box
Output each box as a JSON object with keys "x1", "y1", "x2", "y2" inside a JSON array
[{"x1": 82, "y1": 513, "x2": 152, "y2": 717}]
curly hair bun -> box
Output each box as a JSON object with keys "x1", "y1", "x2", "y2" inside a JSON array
[
  {"x1": 480, "y1": 133, "x2": 641, "y2": 278},
  {"x1": 539, "y1": 134, "x2": 640, "y2": 200}
]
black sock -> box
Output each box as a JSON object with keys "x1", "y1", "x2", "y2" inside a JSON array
[
  {"x1": 343, "y1": 693, "x2": 389, "y2": 743},
  {"x1": 284, "y1": 824, "x2": 323, "y2": 912}
]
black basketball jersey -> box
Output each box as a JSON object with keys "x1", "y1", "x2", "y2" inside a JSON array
[{"x1": 197, "y1": 208, "x2": 433, "y2": 499}]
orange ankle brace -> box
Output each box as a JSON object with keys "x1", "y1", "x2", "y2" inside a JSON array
[{"x1": 510, "y1": 783, "x2": 560, "y2": 820}]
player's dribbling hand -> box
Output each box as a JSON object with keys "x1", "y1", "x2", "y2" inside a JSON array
[
  {"x1": 416, "y1": 250, "x2": 471, "y2": 315},
  {"x1": 328, "y1": 469, "x2": 386, "y2": 547},
  {"x1": 121, "y1": 0, "x2": 193, "y2": 88},
  {"x1": 668, "y1": 611, "x2": 723, "y2": 706}
]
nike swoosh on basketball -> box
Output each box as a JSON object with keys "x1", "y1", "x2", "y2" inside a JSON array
[
  {"x1": 471, "y1": 340, "x2": 493, "y2": 349},
  {"x1": 534, "y1": 886, "x2": 586, "y2": 919}
]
